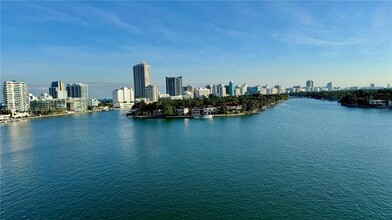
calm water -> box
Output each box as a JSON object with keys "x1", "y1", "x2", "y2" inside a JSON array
[{"x1": 1, "y1": 98, "x2": 392, "y2": 219}]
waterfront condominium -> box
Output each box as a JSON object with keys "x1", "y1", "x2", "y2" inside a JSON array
[
  {"x1": 112, "y1": 87, "x2": 134, "y2": 103},
  {"x1": 166, "y1": 76, "x2": 183, "y2": 96},
  {"x1": 306, "y1": 80, "x2": 314, "y2": 92},
  {"x1": 66, "y1": 83, "x2": 88, "y2": 99},
  {"x1": 145, "y1": 84, "x2": 158, "y2": 102},
  {"x1": 49, "y1": 80, "x2": 68, "y2": 99},
  {"x1": 3, "y1": 80, "x2": 29, "y2": 112},
  {"x1": 228, "y1": 81, "x2": 235, "y2": 96},
  {"x1": 133, "y1": 61, "x2": 151, "y2": 98}
]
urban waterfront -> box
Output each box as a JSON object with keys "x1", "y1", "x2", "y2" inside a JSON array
[{"x1": 1, "y1": 98, "x2": 391, "y2": 219}]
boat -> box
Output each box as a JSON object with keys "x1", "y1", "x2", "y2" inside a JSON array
[{"x1": 193, "y1": 114, "x2": 213, "y2": 119}]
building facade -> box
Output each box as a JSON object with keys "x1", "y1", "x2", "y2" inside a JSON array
[
  {"x1": 228, "y1": 81, "x2": 235, "y2": 96},
  {"x1": 49, "y1": 80, "x2": 67, "y2": 99},
  {"x1": 327, "y1": 82, "x2": 333, "y2": 91},
  {"x1": 112, "y1": 87, "x2": 134, "y2": 103},
  {"x1": 133, "y1": 61, "x2": 151, "y2": 98},
  {"x1": 218, "y1": 84, "x2": 226, "y2": 97},
  {"x1": 145, "y1": 84, "x2": 158, "y2": 102},
  {"x1": 3, "y1": 81, "x2": 29, "y2": 112},
  {"x1": 195, "y1": 88, "x2": 211, "y2": 98},
  {"x1": 66, "y1": 83, "x2": 88, "y2": 99},
  {"x1": 306, "y1": 80, "x2": 314, "y2": 92},
  {"x1": 166, "y1": 76, "x2": 183, "y2": 96},
  {"x1": 183, "y1": 85, "x2": 195, "y2": 96}
]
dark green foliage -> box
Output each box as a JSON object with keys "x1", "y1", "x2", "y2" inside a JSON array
[
  {"x1": 291, "y1": 89, "x2": 392, "y2": 105},
  {"x1": 131, "y1": 94, "x2": 289, "y2": 116}
]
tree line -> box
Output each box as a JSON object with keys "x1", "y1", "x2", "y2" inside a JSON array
[
  {"x1": 290, "y1": 89, "x2": 392, "y2": 105},
  {"x1": 131, "y1": 93, "x2": 289, "y2": 116}
]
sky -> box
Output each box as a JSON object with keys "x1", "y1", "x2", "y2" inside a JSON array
[{"x1": 1, "y1": 1, "x2": 391, "y2": 98}]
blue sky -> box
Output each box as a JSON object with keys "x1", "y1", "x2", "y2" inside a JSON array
[{"x1": 1, "y1": 1, "x2": 391, "y2": 98}]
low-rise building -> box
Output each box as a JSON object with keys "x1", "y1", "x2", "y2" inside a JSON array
[
  {"x1": 113, "y1": 102, "x2": 134, "y2": 109},
  {"x1": 203, "y1": 107, "x2": 218, "y2": 114},
  {"x1": 368, "y1": 100, "x2": 386, "y2": 106},
  {"x1": 190, "y1": 108, "x2": 202, "y2": 115},
  {"x1": 30, "y1": 99, "x2": 67, "y2": 113},
  {"x1": 88, "y1": 98, "x2": 100, "y2": 108},
  {"x1": 67, "y1": 98, "x2": 88, "y2": 112},
  {"x1": 175, "y1": 107, "x2": 189, "y2": 115}
]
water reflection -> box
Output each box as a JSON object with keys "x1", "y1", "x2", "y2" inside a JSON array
[
  {"x1": 1, "y1": 120, "x2": 32, "y2": 155},
  {"x1": 1, "y1": 120, "x2": 35, "y2": 176}
]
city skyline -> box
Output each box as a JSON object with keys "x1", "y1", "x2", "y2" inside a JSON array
[{"x1": 2, "y1": 1, "x2": 391, "y2": 98}]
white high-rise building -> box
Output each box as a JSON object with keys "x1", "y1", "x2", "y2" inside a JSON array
[
  {"x1": 3, "y1": 81, "x2": 29, "y2": 112},
  {"x1": 211, "y1": 85, "x2": 219, "y2": 96},
  {"x1": 133, "y1": 61, "x2": 151, "y2": 98},
  {"x1": 234, "y1": 85, "x2": 241, "y2": 96},
  {"x1": 195, "y1": 88, "x2": 211, "y2": 98},
  {"x1": 240, "y1": 84, "x2": 248, "y2": 95},
  {"x1": 145, "y1": 84, "x2": 158, "y2": 102},
  {"x1": 112, "y1": 87, "x2": 134, "y2": 103},
  {"x1": 218, "y1": 84, "x2": 226, "y2": 97}
]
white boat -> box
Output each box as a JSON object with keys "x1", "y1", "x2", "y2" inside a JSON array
[{"x1": 193, "y1": 115, "x2": 213, "y2": 119}]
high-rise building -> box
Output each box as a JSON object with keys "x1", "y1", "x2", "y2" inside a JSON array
[
  {"x1": 3, "y1": 81, "x2": 29, "y2": 112},
  {"x1": 211, "y1": 85, "x2": 219, "y2": 96},
  {"x1": 240, "y1": 84, "x2": 248, "y2": 95},
  {"x1": 145, "y1": 84, "x2": 158, "y2": 102},
  {"x1": 166, "y1": 76, "x2": 183, "y2": 96},
  {"x1": 195, "y1": 88, "x2": 211, "y2": 98},
  {"x1": 218, "y1": 84, "x2": 226, "y2": 97},
  {"x1": 327, "y1": 82, "x2": 333, "y2": 91},
  {"x1": 133, "y1": 61, "x2": 151, "y2": 98},
  {"x1": 66, "y1": 83, "x2": 88, "y2": 99},
  {"x1": 274, "y1": 84, "x2": 285, "y2": 94},
  {"x1": 228, "y1": 81, "x2": 235, "y2": 96},
  {"x1": 49, "y1": 80, "x2": 67, "y2": 99},
  {"x1": 246, "y1": 86, "x2": 261, "y2": 95},
  {"x1": 234, "y1": 85, "x2": 241, "y2": 96},
  {"x1": 306, "y1": 80, "x2": 314, "y2": 91},
  {"x1": 112, "y1": 87, "x2": 134, "y2": 103},
  {"x1": 183, "y1": 85, "x2": 195, "y2": 96},
  {"x1": 293, "y1": 86, "x2": 301, "y2": 93}
]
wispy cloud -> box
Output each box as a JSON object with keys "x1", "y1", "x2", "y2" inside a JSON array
[
  {"x1": 213, "y1": 27, "x2": 245, "y2": 37},
  {"x1": 71, "y1": 3, "x2": 142, "y2": 34},
  {"x1": 278, "y1": 32, "x2": 362, "y2": 46},
  {"x1": 23, "y1": 2, "x2": 86, "y2": 25}
]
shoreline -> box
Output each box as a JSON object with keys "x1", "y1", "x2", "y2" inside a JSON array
[
  {"x1": 0, "y1": 110, "x2": 109, "y2": 124},
  {"x1": 130, "y1": 101, "x2": 284, "y2": 120}
]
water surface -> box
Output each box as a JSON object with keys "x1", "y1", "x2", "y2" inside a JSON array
[{"x1": 1, "y1": 98, "x2": 391, "y2": 219}]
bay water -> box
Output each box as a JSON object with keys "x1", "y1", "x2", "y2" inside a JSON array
[{"x1": 1, "y1": 98, "x2": 391, "y2": 219}]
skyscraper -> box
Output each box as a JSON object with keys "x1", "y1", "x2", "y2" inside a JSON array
[
  {"x1": 3, "y1": 81, "x2": 29, "y2": 112},
  {"x1": 145, "y1": 84, "x2": 158, "y2": 102},
  {"x1": 327, "y1": 82, "x2": 333, "y2": 91},
  {"x1": 112, "y1": 87, "x2": 134, "y2": 103},
  {"x1": 49, "y1": 80, "x2": 67, "y2": 99},
  {"x1": 133, "y1": 61, "x2": 151, "y2": 98},
  {"x1": 183, "y1": 85, "x2": 195, "y2": 96},
  {"x1": 166, "y1": 76, "x2": 183, "y2": 96},
  {"x1": 306, "y1": 80, "x2": 314, "y2": 91},
  {"x1": 218, "y1": 84, "x2": 226, "y2": 97},
  {"x1": 229, "y1": 81, "x2": 234, "y2": 96},
  {"x1": 66, "y1": 83, "x2": 88, "y2": 99}
]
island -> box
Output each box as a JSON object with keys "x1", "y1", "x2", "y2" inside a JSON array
[
  {"x1": 127, "y1": 94, "x2": 288, "y2": 119},
  {"x1": 290, "y1": 89, "x2": 392, "y2": 108}
]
